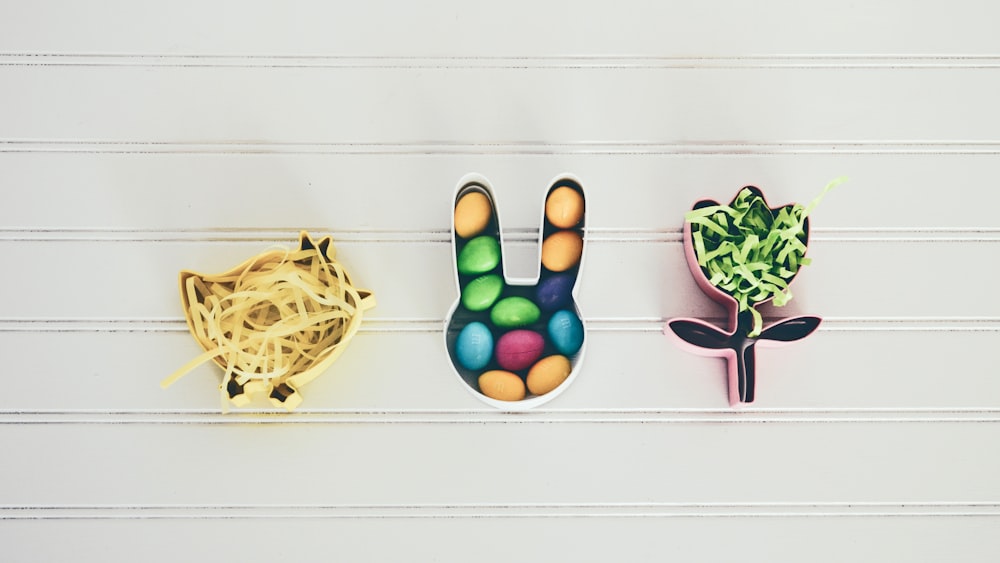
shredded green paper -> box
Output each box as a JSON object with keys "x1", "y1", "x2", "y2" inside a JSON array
[{"x1": 686, "y1": 178, "x2": 846, "y2": 337}]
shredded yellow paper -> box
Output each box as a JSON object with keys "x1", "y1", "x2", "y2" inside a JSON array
[{"x1": 161, "y1": 232, "x2": 375, "y2": 411}]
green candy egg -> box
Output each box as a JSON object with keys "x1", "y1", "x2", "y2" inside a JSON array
[
  {"x1": 490, "y1": 296, "x2": 541, "y2": 328},
  {"x1": 462, "y1": 274, "x2": 504, "y2": 311},
  {"x1": 458, "y1": 236, "x2": 501, "y2": 275}
]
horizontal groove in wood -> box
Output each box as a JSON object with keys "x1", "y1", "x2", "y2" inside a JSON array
[
  {"x1": 3, "y1": 228, "x2": 1000, "y2": 244},
  {"x1": 3, "y1": 502, "x2": 999, "y2": 520},
  {"x1": 4, "y1": 227, "x2": 1000, "y2": 243},
  {"x1": 3, "y1": 409, "x2": 1000, "y2": 425},
  {"x1": 2, "y1": 317, "x2": 999, "y2": 333},
  {"x1": 5, "y1": 140, "x2": 1000, "y2": 155},
  {"x1": 4, "y1": 53, "x2": 1000, "y2": 69}
]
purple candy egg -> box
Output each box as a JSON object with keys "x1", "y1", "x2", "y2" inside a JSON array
[
  {"x1": 535, "y1": 273, "x2": 575, "y2": 312},
  {"x1": 495, "y1": 330, "x2": 545, "y2": 371}
]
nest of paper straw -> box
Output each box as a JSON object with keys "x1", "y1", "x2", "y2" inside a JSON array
[{"x1": 162, "y1": 232, "x2": 375, "y2": 411}]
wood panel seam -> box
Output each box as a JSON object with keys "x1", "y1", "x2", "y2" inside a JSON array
[
  {"x1": 4, "y1": 53, "x2": 1000, "y2": 69},
  {"x1": 3, "y1": 502, "x2": 1000, "y2": 520},
  {"x1": 6, "y1": 140, "x2": 1000, "y2": 155}
]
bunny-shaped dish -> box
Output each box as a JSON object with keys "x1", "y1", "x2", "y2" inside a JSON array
[
  {"x1": 666, "y1": 186, "x2": 821, "y2": 407},
  {"x1": 445, "y1": 173, "x2": 587, "y2": 410}
]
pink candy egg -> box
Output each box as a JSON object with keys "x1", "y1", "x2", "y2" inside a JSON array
[{"x1": 495, "y1": 330, "x2": 545, "y2": 371}]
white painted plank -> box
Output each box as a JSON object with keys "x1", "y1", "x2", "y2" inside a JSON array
[
  {"x1": 0, "y1": 422, "x2": 997, "y2": 506},
  {"x1": 2, "y1": 67, "x2": 999, "y2": 141},
  {"x1": 2, "y1": 516, "x2": 999, "y2": 563},
  {"x1": 0, "y1": 239, "x2": 994, "y2": 319},
  {"x1": 1, "y1": 0, "x2": 997, "y2": 56},
  {"x1": 2, "y1": 330, "x2": 999, "y2": 412},
  {"x1": 4, "y1": 152, "x2": 1000, "y2": 231}
]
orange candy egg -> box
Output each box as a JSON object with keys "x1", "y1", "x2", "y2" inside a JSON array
[
  {"x1": 478, "y1": 370, "x2": 527, "y2": 402},
  {"x1": 545, "y1": 186, "x2": 584, "y2": 228},
  {"x1": 541, "y1": 230, "x2": 583, "y2": 272},
  {"x1": 454, "y1": 191, "x2": 492, "y2": 239},
  {"x1": 526, "y1": 355, "x2": 571, "y2": 396}
]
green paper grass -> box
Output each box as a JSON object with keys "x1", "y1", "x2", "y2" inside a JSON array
[{"x1": 686, "y1": 178, "x2": 846, "y2": 337}]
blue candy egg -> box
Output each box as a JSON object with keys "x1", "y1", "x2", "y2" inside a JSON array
[
  {"x1": 535, "y1": 273, "x2": 575, "y2": 312},
  {"x1": 548, "y1": 309, "x2": 584, "y2": 356},
  {"x1": 455, "y1": 322, "x2": 494, "y2": 370}
]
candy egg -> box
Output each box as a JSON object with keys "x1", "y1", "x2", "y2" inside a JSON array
[
  {"x1": 454, "y1": 190, "x2": 492, "y2": 239},
  {"x1": 545, "y1": 186, "x2": 585, "y2": 229},
  {"x1": 457, "y1": 235, "x2": 501, "y2": 275},
  {"x1": 495, "y1": 329, "x2": 545, "y2": 371},
  {"x1": 462, "y1": 274, "x2": 504, "y2": 312},
  {"x1": 490, "y1": 296, "x2": 541, "y2": 328},
  {"x1": 478, "y1": 370, "x2": 526, "y2": 402},
  {"x1": 526, "y1": 354, "x2": 571, "y2": 396},
  {"x1": 548, "y1": 309, "x2": 584, "y2": 356},
  {"x1": 455, "y1": 322, "x2": 494, "y2": 370},
  {"x1": 535, "y1": 272, "x2": 575, "y2": 312},
  {"x1": 541, "y1": 231, "x2": 583, "y2": 272}
]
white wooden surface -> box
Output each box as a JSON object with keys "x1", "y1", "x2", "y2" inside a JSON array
[{"x1": 3, "y1": 1, "x2": 1000, "y2": 561}]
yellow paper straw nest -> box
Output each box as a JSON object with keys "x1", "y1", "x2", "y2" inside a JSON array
[{"x1": 162, "y1": 232, "x2": 375, "y2": 411}]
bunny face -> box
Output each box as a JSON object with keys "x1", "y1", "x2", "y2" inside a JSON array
[{"x1": 445, "y1": 173, "x2": 587, "y2": 410}]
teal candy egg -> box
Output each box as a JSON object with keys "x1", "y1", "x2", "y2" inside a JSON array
[
  {"x1": 455, "y1": 322, "x2": 494, "y2": 370},
  {"x1": 458, "y1": 236, "x2": 500, "y2": 275},
  {"x1": 462, "y1": 274, "x2": 504, "y2": 311},
  {"x1": 548, "y1": 309, "x2": 584, "y2": 355},
  {"x1": 490, "y1": 296, "x2": 541, "y2": 328}
]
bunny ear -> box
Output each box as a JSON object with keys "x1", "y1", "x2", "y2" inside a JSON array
[
  {"x1": 453, "y1": 180, "x2": 504, "y2": 281},
  {"x1": 298, "y1": 231, "x2": 334, "y2": 260},
  {"x1": 540, "y1": 178, "x2": 586, "y2": 286},
  {"x1": 759, "y1": 315, "x2": 822, "y2": 342}
]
